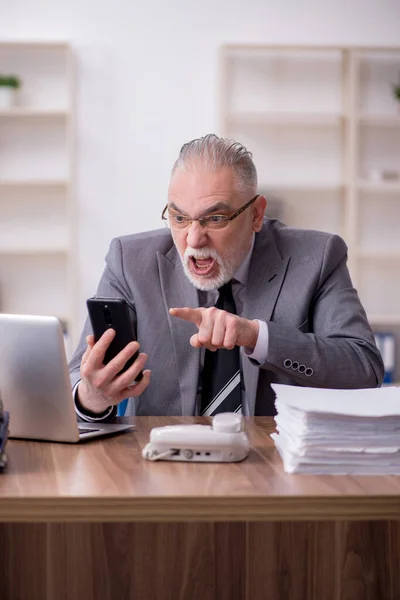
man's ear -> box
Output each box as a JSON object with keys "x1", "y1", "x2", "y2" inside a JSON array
[{"x1": 252, "y1": 195, "x2": 267, "y2": 232}]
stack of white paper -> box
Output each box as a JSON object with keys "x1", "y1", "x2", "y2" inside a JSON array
[{"x1": 270, "y1": 383, "x2": 400, "y2": 474}]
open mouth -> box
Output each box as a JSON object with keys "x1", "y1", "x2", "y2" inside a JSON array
[{"x1": 189, "y1": 256, "x2": 217, "y2": 277}]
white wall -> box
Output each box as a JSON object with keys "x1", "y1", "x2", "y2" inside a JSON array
[{"x1": 1, "y1": 0, "x2": 400, "y2": 330}]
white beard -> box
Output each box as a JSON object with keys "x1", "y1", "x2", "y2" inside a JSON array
[{"x1": 180, "y1": 246, "x2": 237, "y2": 291}]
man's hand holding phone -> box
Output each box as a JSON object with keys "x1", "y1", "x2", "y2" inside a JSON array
[{"x1": 77, "y1": 328, "x2": 151, "y2": 415}]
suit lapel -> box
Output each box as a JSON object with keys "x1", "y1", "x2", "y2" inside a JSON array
[
  {"x1": 157, "y1": 247, "x2": 200, "y2": 415},
  {"x1": 241, "y1": 222, "x2": 290, "y2": 415}
]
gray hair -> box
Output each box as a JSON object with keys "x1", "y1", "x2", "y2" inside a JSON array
[{"x1": 172, "y1": 133, "x2": 257, "y2": 194}]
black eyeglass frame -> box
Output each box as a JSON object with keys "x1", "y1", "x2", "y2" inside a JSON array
[{"x1": 161, "y1": 194, "x2": 259, "y2": 229}]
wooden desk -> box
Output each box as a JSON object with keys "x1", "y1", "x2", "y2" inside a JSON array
[{"x1": 0, "y1": 417, "x2": 399, "y2": 599}]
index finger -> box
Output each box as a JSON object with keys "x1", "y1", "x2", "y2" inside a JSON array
[{"x1": 169, "y1": 307, "x2": 203, "y2": 327}]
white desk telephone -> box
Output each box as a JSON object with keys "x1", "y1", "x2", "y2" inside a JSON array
[{"x1": 142, "y1": 413, "x2": 250, "y2": 462}]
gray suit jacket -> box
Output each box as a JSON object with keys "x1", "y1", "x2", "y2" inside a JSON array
[{"x1": 69, "y1": 219, "x2": 384, "y2": 417}]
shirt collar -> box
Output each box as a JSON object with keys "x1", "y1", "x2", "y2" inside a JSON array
[{"x1": 233, "y1": 233, "x2": 255, "y2": 286}]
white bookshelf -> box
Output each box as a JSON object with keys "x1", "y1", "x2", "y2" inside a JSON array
[
  {"x1": 220, "y1": 44, "x2": 400, "y2": 330},
  {"x1": 0, "y1": 41, "x2": 76, "y2": 355}
]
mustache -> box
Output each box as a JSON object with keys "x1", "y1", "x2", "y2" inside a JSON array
[{"x1": 184, "y1": 247, "x2": 221, "y2": 261}]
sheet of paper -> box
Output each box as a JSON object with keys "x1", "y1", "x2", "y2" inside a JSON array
[{"x1": 271, "y1": 383, "x2": 400, "y2": 417}]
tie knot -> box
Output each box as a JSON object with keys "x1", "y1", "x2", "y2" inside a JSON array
[
  {"x1": 216, "y1": 281, "x2": 235, "y2": 311},
  {"x1": 218, "y1": 281, "x2": 232, "y2": 294}
]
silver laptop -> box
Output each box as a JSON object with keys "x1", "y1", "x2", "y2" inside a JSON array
[{"x1": 0, "y1": 313, "x2": 134, "y2": 442}]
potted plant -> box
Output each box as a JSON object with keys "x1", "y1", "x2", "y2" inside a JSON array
[{"x1": 0, "y1": 75, "x2": 21, "y2": 109}]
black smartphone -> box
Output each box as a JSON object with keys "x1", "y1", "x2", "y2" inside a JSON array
[{"x1": 86, "y1": 296, "x2": 143, "y2": 381}]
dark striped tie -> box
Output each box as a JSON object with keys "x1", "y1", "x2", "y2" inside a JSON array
[{"x1": 200, "y1": 282, "x2": 242, "y2": 416}]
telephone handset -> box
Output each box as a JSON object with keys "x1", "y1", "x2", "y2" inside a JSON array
[{"x1": 142, "y1": 413, "x2": 249, "y2": 462}]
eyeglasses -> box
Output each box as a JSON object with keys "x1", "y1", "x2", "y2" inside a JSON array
[{"x1": 161, "y1": 195, "x2": 259, "y2": 231}]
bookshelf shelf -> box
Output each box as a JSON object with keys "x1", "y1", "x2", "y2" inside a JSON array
[
  {"x1": 369, "y1": 315, "x2": 400, "y2": 326},
  {"x1": 0, "y1": 179, "x2": 69, "y2": 187},
  {"x1": 357, "y1": 251, "x2": 400, "y2": 260},
  {"x1": 260, "y1": 183, "x2": 343, "y2": 192},
  {"x1": 357, "y1": 181, "x2": 400, "y2": 192},
  {"x1": 0, "y1": 247, "x2": 68, "y2": 255},
  {"x1": 0, "y1": 109, "x2": 69, "y2": 117},
  {"x1": 358, "y1": 115, "x2": 400, "y2": 126},
  {"x1": 227, "y1": 112, "x2": 344, "y2": 126}
]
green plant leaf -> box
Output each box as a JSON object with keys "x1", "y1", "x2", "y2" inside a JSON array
[{"x1": 0, "y1": 75, "x2": 21, "y2": 88}]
